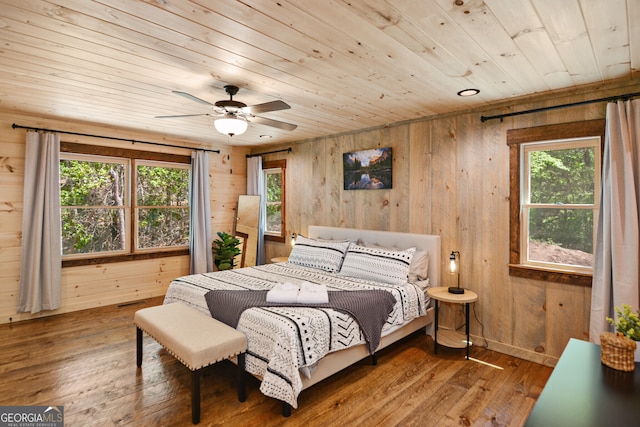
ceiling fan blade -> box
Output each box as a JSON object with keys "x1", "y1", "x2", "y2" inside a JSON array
[
  {"x1": 155, "y1": 113, "x2": 211, "y2": 119},
  {"x1": 172, "y1": 90, "x2": 215, "y2": 106},
  {"x1": 250, "y1": 115, "x2": 297, "y2": 131},
  {"x1": 242, "y1": 100, "x2": 290, "y2": 115}
]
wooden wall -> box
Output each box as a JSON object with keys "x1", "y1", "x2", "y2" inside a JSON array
[
  {"x1": 263, "y1": 79, "x2": 640, "y2": 365},
  {"x1": 0, "y1": 111, "x2": 248, "y2": 324}
]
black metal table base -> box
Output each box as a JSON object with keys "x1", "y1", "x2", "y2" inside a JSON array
[{"x1": 433, "y1": 300, "x2": 471, "y2": 359}]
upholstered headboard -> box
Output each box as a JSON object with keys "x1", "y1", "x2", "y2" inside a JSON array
[{"x1": 307, "y1": 226, "x2": 441, "y2": 287}]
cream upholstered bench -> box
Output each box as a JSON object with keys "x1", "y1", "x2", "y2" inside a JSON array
[{"x1": 135, "y1": 302, "x2": 248, "y2": 424}]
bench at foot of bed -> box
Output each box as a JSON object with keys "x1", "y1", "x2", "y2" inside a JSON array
[{"x1": 135, "y1": 302, "x2": 248, "y2": 424}]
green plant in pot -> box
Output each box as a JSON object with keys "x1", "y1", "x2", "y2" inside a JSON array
[
  {"x1": 212, "y1": 231, "x2": 241, "y2": 271},
  {"x1": 607, "y1": 304, "x2": 640, "y2": 341}
]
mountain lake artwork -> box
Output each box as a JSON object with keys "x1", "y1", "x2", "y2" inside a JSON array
[{"x1": 343, "y1": 147, "x2": 392, "y2": 190}]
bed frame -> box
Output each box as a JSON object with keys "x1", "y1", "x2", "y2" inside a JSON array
[{"x1": 284, "y1": 226, "x2": 440, "y2": 412}]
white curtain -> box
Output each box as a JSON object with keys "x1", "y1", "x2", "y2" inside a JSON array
[
  {"x1": 247, "y1": 156, "x2": 265, "y2": 265},
  {"x1": 189, "y1": 151, "x2": 213, "y2": 274},
  {"x1": 17, "y1": 132, "x2": 62, "y2": 314},
  {"x1": 590, "y1": 99, "x2": 640, "y2": 343}
]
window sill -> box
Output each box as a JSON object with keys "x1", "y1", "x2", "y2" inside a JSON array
[
  {"x1": 508, "y1": 264, "x2": 592, "y2": 286},
  {"x1": 62, "y1": 249, "x2": 189, "y2": 268},
  {"x1": 265, "y1": 234, "x2": 285, "y2": 244}
]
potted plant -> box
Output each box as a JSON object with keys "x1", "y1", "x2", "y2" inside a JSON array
[
  {"x1": 601, "y1": 304, "x2": 640, "y2": 371},
  {"x1": 607, "y1": 304, "x2": 640, "y2": 341},
  {"x1": 212, "y1": 231, "x2": 241, "y2": 271}
]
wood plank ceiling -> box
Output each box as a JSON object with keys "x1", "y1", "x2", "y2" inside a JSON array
[{"x1": 0, "y1": 0, "x2": 637, "y2": 147}]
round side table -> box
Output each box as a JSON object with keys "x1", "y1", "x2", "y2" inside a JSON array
[{"x1": 426, "y1": 286, "x2": 478, "y2": 359}]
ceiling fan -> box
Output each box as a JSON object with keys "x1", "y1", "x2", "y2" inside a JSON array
[{"x1": 156, "y1": 85, "x2": 298, "y2": 136}]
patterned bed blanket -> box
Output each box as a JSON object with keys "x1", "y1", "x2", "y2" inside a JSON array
[
  {"x1": 204, "y1": 289, "x2": 396, "y2": 354},
  {"x1": 163, "y1": 262, "x2": 427, "y2": 408}
]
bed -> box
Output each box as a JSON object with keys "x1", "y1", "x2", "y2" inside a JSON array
[{"x1": 163, "y1": 226, "x2": 440, "y2": 414}]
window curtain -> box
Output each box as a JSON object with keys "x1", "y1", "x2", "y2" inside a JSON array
[
  {"x1": 247, "y1": 156, "x2": 265, "y2": 265},
  {"x1": 189, "y1": 151, "x2": 213, "y2": 274},
  {"x1": 590, "y1": 99, "x2": 640, "y2": 343},
  {"x1": 17, "y1": 131, "x2": 62, "y2": 314}
]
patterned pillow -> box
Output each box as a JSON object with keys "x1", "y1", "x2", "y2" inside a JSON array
[
  {"x1": 359, "y1": 240, "x2": 428, "y2": 283},
  {"x1": 288, "y1": 235, "x2": 351, "y2": 272},
  {"x1": 338, "y1": 244, "x2": 416, "y2": 285}
]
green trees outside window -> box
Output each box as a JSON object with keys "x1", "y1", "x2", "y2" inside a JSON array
[
  {"x1": 60, "y1": 157, "x2": 128, "y2": 255},
  {"x1": 60, "y1": 153, "x2": 190, "y2": 258},
  {"x1": 523, "y1": 137, "x2": 600, "y2": 270},
  {"x1": 262, "y1": 159, "x2": 286, "y2": 241},
  {"x1": 136, "y1": 163, "x2": 189, "y2": 249},
  {"x1": 265, "y1": 170, "x2": 282, "y2": 234}
]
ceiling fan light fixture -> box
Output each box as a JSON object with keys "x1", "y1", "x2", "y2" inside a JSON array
[
  {"x1": 457, "y1": 88, "x2": 480, "y2": 97},
  {"x1": 214, "y1": 117, "x2": 248, "y2": 136}
]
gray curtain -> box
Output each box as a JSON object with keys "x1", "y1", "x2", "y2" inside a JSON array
[
  {"x1": 189, "y1": 151, "x2": 213, "y2": 274},
  {"x1": 17, "y1": 131, "x2": 62, "y2": 313},
  {"x1": 590, "y1": 99, "x2": 640, "y2": 343},
  {"x1": 247, "y1": 156, "x2": 265, "y2": 265}
]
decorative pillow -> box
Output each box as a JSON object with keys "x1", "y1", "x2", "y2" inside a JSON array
[
  {"x1": 408, "y1": 250, "x2": 429, "y2": 282},
  {"x1": 287, "y1": 235, "x2": 351, "y2": 273},
  {"x1": 338, "y1": 244, "x2": 415, "y2": 285},
  {"x1": 358, "y1": 241, "x2": 428, "y2": 283}
]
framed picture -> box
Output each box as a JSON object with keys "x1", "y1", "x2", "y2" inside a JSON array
[{"x1": 343, "y1": 147, "x2": 392, "y2": 190}]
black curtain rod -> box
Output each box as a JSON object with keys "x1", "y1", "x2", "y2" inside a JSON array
[
  {"x1": 246, "y1": 147, "x2": 292, "y2": 158},
  {"x1": 11, "y1": 123, "x2": 221, "y2": 154},
  {"x1": 480, "y1": 91, "x2": 640, "y2": 123}
]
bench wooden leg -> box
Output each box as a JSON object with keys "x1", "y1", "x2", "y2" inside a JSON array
[
  {"x1": 192, "y1": 369, "x2": 201, "y2": 424},
  {"x1": 237, "y1": 353, "x2": 246, "y2": 402},
  {"x1": 136, "y1": 327, "x2": 143, "y2": 368}
]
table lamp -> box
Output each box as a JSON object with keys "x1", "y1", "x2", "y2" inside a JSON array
[{"x1": 448, "y1": 250, "x2": 464, "y2": 294}]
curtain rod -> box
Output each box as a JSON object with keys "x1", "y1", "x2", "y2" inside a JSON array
[
  {"x1": 480, "y1": 91, "x2": 640, "y2": 123},
  {"x1": 11, "y1": 123, "x2": 221, "y2": 154},
  {"x1": 246, "y1": 147, "x2": 292, "y2": 158}
]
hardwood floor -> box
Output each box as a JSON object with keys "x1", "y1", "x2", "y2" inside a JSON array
[{"x1": 0, "y1": 297, "x2": 552, "y2": 426}]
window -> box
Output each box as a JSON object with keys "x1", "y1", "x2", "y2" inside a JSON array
[
  {"x1": 135, "y1": 161, "x2": 190, "y2": 250},
  {"x1": 522, "y1": 138, "x2": 600, "y2": 270},
  {"x1": 59, "y1": 142, "x2": 191, "y2": 265},
  {"x1": 60, "y1": 153, "x2": 130, "y2": 256},
  {"x1": 262, "y1": 159, "x2": 286, "y2": 242},
  {"x1": 508, "y1": 120, "x2": 605, "y2": 285}
]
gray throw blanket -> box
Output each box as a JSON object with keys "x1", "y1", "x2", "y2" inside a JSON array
[{"x1": 204, "y1": 289, "x2": 396, "y2": 354}]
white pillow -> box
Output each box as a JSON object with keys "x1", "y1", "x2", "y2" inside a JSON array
[
  {"x1": 338, "y1": 244, "x2": 415, "y2": 285},
  {"x1": 288, "y1": 235, "x2": 351, "y2": 273},
  {"x1": 413, "y1": 278, "x2": 430, "y2": 290},
  {"x1": 408, "y1": 250, "x2": 429, "y2": 282}
]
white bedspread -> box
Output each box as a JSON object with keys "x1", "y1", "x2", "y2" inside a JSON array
[{"x1": 163, "y1": 262, "x2": 427, "y2": 408}]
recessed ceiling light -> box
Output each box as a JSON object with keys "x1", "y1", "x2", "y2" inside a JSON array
[{"x1": 457, "y1": 88, "x2": 480, "y2": 97}]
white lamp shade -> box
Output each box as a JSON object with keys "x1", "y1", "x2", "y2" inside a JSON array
[{"x1": 214, "y1": 117, "x2": 248, "y2": 136}]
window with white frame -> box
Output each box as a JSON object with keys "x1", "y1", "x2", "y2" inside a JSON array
[
  {"x1": 507, "y1": 119, "x2": 604, "y2": 285},
  {"x1": 262, "y1": 159, "x2": 286, "y2": 241},
  {"x1": 60, "y1": 153, "x2": 130, "y2": 257},
  {"x1": 135, "y1": 160, "x2": 190, "y2": 250},
  {"x1": 521, "y1": 137, "x2": 601, "y2": 272},
  {"x1": 60, "y1": 145, "x2": 191, "y2": 261}
]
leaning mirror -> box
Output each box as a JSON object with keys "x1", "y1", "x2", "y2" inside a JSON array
[{"x1": 234, "y1": 195, "x2": 260, "y2": 268}]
